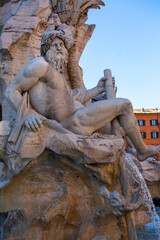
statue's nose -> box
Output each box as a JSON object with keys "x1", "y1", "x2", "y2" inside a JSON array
[{"x1": 57, "y1": 44, "x2": 61, "y2": 51}]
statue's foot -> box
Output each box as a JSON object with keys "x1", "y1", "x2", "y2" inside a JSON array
[{"x1": 137, "y1": 145, "x2": 160, "y2": 161}]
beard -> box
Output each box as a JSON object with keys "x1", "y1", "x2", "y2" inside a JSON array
[{"x1": 46, "y1": 50, "x2": 68, "y2": 73}]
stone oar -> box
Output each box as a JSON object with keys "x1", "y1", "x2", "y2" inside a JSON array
[
  {"x1": 104, "y1": 69, "x2": 138, "y2": 240},
  {"x1": 104, "y1": 69, "x2": 124, "y2": 138}
]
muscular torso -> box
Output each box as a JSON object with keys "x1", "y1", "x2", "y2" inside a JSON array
[{"x1": 29, "y1": 65, "x2": 83, "y2": 122}]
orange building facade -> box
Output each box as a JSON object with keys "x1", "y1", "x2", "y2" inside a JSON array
[{"x1": 134, "y1": 108, "x2": 160, "y2": 161}]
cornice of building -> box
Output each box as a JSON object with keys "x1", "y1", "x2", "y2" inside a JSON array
[{"x1": 134, "y1": 108, "x2": 160, "y2": 114}]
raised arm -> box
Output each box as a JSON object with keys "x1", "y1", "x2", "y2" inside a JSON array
[
  {"x1": 82, "y1": 77, "x2": 106, "y2": 104},
  {"x1": 4, "y1": 57, "x2": 49, "y2": 111}
]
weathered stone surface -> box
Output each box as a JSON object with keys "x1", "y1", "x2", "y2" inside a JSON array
[
  {"x1": 0, "y1": 121, "x2": 11, "y2": 156},
  {"x1": 92, "y1": 236, "x2": 109, "y2": 240},
  {"x1": 0, "y1": 121, "x2": 152, "y2": 239},
  {"x1": 140, "y1": 159, "x2": 160, "y2": 182},
  {"x1": 134, "y1": 209, "x2": 151, "y2": 226},
  {"x1": 0, "y1": 118, "x2": 124, "y2": 188},
  {"x1": 0, "y1": 150, "x2": 126, "y2": 240},
  {"x1": 139, "y1": 159, "x2": 160, "y2": 199},
  {"x1": 50, "y1": 0, "x2": 105, "y2": 26},
  {"x1": 1, "y1": 1, "x2": 159, "y2": 240}
]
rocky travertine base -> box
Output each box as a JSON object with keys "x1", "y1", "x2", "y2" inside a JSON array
[
  {"x1": 0, "y1": 119, "x2": 154, "y2": 240},
  {"x1": 139, "y1": 159, "x2": 160, "y2": 199},
  {"x1": 0, "y1": 150, "x2": 127, "y2": 240},
  {"x1": 0, "y1": 149, "x2": 154, "y2": 239}
]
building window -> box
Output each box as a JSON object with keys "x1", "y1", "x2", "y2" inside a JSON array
[
  {"x1": 151, "y1": 132, "x2": 159, "y2": 138},
  {"x1": 138, "y1": 120, "x2": 145, "y2": 126},
  {"x1": 141, "y1": 132, "x2": 146, "y2": 138},
  {"x1": 150, "y1": 120, "x2": 158, "y2": 126}
]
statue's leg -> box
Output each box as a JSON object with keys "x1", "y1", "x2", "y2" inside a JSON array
[
  {"x1": 62, "y1": 98, "x2": 135, "y2": 135},
  {"x1": 62, "y1": 98, "x2": 128, "y2": 137},
  {"x1": 62, "y1": 98, "x2": 160, "y2": 161}
]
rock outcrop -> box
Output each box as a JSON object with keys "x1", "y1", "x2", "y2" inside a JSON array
[
  {"x1": 139, "y1": 159, "x2": 160, "y2": 199},
  {"x1": 0, "y1": 142, "x2": 152, "y2": 240},
  {"x1": 0, "y1": 119, "x2": 154, "y2": 239},
  {"x1": 0, "y1": 150, "x2": 123, "y2": 240}
]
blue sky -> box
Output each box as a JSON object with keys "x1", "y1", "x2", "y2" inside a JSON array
[{"x1": 79, "y1": 0, "x2": 160, "y2": 109}]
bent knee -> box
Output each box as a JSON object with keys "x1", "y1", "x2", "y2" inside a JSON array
[
  {"x1": 125, "y1": 99, "x2": 133, "y2": 112},
  {"x1": 117, "y1": 98, "x2": 133, "y2": 113},
  {"x1": 124, "y1": 98, "x2": 133, "y2": 109}
]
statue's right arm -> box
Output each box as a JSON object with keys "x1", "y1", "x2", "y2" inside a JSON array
[{"x1": 4, "y1": 57, "x2": 49, "y2": 111}]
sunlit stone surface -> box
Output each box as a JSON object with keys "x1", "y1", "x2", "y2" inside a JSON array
[{"x1": 0, "y1": 1, "x2": 160, "y2": 240}]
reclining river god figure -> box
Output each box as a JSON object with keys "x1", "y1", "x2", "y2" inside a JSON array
[{"x1": 4, "y1": 29, "x2": 160, "y2": 162}]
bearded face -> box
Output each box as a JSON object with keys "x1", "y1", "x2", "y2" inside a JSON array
[{"x1": 45, "y1": 38, "x2": 69, "y2": 73}]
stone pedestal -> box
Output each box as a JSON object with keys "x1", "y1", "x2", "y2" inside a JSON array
[{"x1": 0, "y1": 150, "x2": 127, "y2": 240}]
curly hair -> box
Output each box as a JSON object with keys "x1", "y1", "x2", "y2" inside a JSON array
[
  {"x1": 40, "y1": 30, "x2": 75, "y2": 56},
  {"x1": 40, "y1": 31, "x2": 57, "y2": 56}
]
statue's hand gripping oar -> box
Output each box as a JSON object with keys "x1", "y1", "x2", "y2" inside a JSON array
[{"x1": 104, "y1": 69, "x2": 124, "y2": 138}]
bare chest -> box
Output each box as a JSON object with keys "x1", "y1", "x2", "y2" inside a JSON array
[
  {"x1": 28, "y1": 67, "x2": 75, "y2": 120},
  {"x1": 40, "y1": 67, "x2": 67, "y2": 90}
]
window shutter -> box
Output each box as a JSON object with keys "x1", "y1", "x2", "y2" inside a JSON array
[
  {"x1": 156, "y1": 120, "x2": 158, "y2": 125},
  {"x1": 150, "y1": 120, "x2": 152, "y2": 126}
]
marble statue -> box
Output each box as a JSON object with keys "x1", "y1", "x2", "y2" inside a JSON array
[
  {"x1": 4, "y1": 29, "x2": 160, "y2": 162},
  {"x1": 0, "y1": 1, "x2": 158, "y2": 239}
]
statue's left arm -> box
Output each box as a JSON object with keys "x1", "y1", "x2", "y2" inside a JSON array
[{"x1": 81, "y1": 77, "x2": 106, "y2": 104}]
